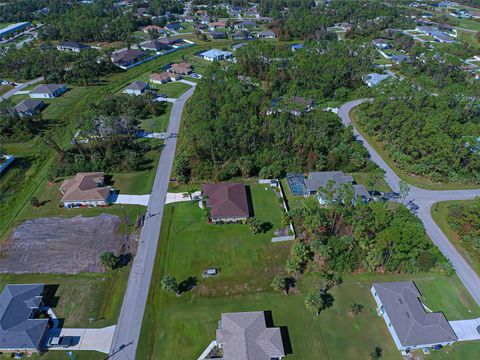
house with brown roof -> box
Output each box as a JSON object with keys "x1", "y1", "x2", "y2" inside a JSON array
[
  {"x1": 168, "y1": 62, "x2": 192, "y2": 75},
  {"x1": 59, "y1": 172, "x2": 112, "y2": 207},
  {"x1": 201, "y1": 182, "x2": 249, "y2": 223},
  {"x1": 149, "y1": 72, "x2": 181, "y2": 84},
  {"x1": 111, "y1": 49, "x2": 147, "y2": 68},
  {"x1": 199, "y1": 311, "x2": 285, "y2": 359},
  {"x1": 142, "y1": 25, "x2": 165, "y2": 34}
]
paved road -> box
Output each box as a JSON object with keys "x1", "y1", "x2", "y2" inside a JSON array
[
  {"x1": 109, "y1": 85, "x2": 196, "y2": 360},
  {"x1": 338, "y1": 100, "x2": 480, "y2": 305},
  {"x1": 0, "y1": 76, "x2": 43, "y2": 101}
]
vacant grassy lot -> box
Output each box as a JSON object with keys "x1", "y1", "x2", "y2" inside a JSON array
[
  {"x1": 150, "y1": 81, "x2": 192, "y2": 98},
  {"x1": 432, "y1": 200, "x2": 480, "y2": 276},
  {"x1": 350, "y1": 108, "x2": 480, "y2": 190},
  {"x1": 351, "y1": 172, "x2": 392, "y2": 193},
  {"x1": 0, "y1": 269, "x2": 129, "y2": 328},
  {"x1": 137, "y1": 190, "x2": 480, "y2": 360},
  {"x1": 0, "y1": 84, "x2": 13, "y2": 95},
  {"x1": 141, "y1": 102, "x2": 172, "y2": 133}
]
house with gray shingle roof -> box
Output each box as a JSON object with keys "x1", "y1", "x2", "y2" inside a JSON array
[
  {"x1": 371, "y1": 281, "x2": 458, "y2": 354},
  {"x1": 29, "y1": 84, "x2": 67, "y2": 99},
  {"x1": 0, "y1": 284, "x2": 49, "y2": 353},
  {"x1": 14, "y1": 99, "x2": 45, "y2": 116},
  {"x1": 199, "y1": 311, "x2": 285, "y2": 359},
  {"x1": 123, "y1": 80, "x2": 150, "y2": 96}
]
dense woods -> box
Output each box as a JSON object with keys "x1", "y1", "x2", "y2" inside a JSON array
[
  {"x1": 0, "y1": 100, "x2": 41, "y2": 142},
  {"x1": 286, "y1": 197, "x2": 452, "y2": 276},
  {"x1": 447, "y1": 199, "x2": 480, "y2": 261},
  {"x1": 356, "y1": 81, "x2": 480, "y2": 184}
]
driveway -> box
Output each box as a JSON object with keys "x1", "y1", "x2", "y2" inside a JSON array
[
  {"x1": 110, "y1": 193, "x2": 150, "y2": 206},
  {"x1": 449, "y1": 319, "x2": 480, "y2": 341},
  {"x1": 179, "y1": 79, "x2": 197, "y2": 86},
  {"x1": 48, "y1": 325, "x2": 116, "y2": 354},
  {"x1": 165, "y1": 191, "x2": 201, "y2": 204},
  {"x1": 338, "y1": 100, "x2": 480, "y2": 306}
]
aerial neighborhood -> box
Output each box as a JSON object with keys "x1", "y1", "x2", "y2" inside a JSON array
[{"x1": 0, "y1": 0, "x2": 480, "y2": 360}]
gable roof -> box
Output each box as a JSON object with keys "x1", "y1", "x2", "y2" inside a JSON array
[
  {"x1": 258, "y1": 30, "x2": 275, "y2": 37},
  {"x1": 31, "y1": 84, "x2": 65, "y2": 95},
  {"x1": 373, "y1": 281, "x2": 457, "y2": 347},
  {"x1": 14, "y1": 99, "x2": 44, "y2": 114},
  {"x1": 59, "y1": 172, "x2": 110, "y2": 202},
  {"x1": 125, "y1": 80, "x2": 149, "y2": 91},
  {"x1": 216, "y1": 311, "x2": 285, "y2": 360},
  {"x1": 201, "y1": 183, "x2": 249, "y2": 219},
  {"x1": 0, "y1": 284, "x2": 48, "y2": 351}
]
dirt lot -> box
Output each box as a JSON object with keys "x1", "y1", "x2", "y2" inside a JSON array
[{"x1": 0, "y1": 214, "x2": 126, "y2": 274}]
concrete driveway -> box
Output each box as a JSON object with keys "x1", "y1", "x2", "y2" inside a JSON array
[
  {"x1": 48, "y1": 325, "x2": 116, "y2": 353},
  {"x1": 449, "y1": 319, "x2": 480, "y2": 341},
  {"x1": 110, "y1": 194, "x2": 150, "y2": 206},
  {"x1": 165, "y1": 191, "x2": 201, "y2": 204}
]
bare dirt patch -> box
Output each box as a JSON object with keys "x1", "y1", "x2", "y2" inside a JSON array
[{"x1": 0, "y1": 214, "x2": 125, "y2": 274}]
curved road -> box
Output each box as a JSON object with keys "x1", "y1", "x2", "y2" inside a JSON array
[
  {"x1": 108, "y1": 86, "x2": 196, "y2": 360},
  {"x1": 338, "y1": 100, "x2": 480, "y2": 305}
]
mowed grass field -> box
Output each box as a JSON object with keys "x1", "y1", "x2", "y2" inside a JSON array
[
  {"x1": 432, "y1": 200, "x2": 480, "y2": 276},
  {"x1": 137, "y1": 183, "x2": 480, "y2": 359}
]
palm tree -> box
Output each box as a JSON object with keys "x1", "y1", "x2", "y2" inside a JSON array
[
  {"x1": 247, "y1": 217, "x2": 261, "y2": 235},
  {"x1": 161, "y1": 275, "x2": 180, "y2": 296},
  {"x1": 305, "y1": 293, "x2": 324, "y2": 316},
  {"x1": 271, "y1": 275, "x2": 288, "y2": 295}
]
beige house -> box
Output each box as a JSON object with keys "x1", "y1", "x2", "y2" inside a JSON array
[
  {"x1": 149, "y1": 72, "x2": 181, "y2": 84},
  {"x1": 59, "y1": 172, "x2": 111, "y2": 207}
]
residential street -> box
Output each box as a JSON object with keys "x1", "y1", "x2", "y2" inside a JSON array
[
  {"x1": 338, "y1": 100, "x2": 480, "y2": 305},
  {"x1": 108, "y1": 85, "x2": 196, "y2": 360},
  {"x1": 0, "y1": 76, "x2": 44, "y2": 101}
]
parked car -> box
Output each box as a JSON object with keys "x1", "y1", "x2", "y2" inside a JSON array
[
  {"x1": 202, "y1": 268, "x2": 218, "y2": 278},
  {"x1": 47, "y1": 336, "x2": 72, "y2": 348}
]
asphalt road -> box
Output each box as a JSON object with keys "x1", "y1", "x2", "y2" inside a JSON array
[
  {"x1": 108, "y1": 85, "x2": 196, "y2": 360},
  {"x1": 338, "y1": 100, "x2": 480, "y2": 305},
  {"x1": 0, "y1": 76, "x2": 44, "y2": 101}
]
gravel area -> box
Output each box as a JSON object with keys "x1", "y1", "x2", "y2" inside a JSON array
[{"x1": 0, "y1": 214, "x2": 124, "y2": 274}]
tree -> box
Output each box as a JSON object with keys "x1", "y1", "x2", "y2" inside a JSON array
[
  {"x1": 161, "y1": 275, "x2": 179, "y2": 295},
  {"x1": 30, "y1": 196, "x2": 40, "y2": 208},
  {"x1": 350, "y1": 303, "x2": 363, "y2": 315},
  {"x1": 305, "y1": 293, "x2": 324, "y2": 316},
  {"x1": 247, "y1": 217, "x2": 261, "y2": 235},
  {"x1": 366, "y1": 168, "x2": 385, "y2": 195},
  {"x1": 398, "y1": 180, "x2": 410, "y2": 204},
  {"x1": 100, "y1": 252, "x2": 119, "y2": 270},
  {"x1": 370, "y1": 346, "x2": 382, "y2": 359},
  {"x1": 271, "y1": 275, "x2": 288, "y2": 295}
]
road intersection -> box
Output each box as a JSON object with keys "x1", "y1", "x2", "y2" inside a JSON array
[{"x1": 338, "y1": 100, "x2": 480, "y2": 305}]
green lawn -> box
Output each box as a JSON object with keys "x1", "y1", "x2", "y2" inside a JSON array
[
  {"x1": 0, "y1": 269, "x2": 129, "y2": 329},
  {"x1": 141, "y1": 102, "x2": 172, "y2": 133},
  {"x1": 350, "y1": 108, "x2": 480, "y2": 190},
  {"x1": 0, "y1": 351, "x2": 106, "y2": 360},
  {"x1": 456, "y1": 18, "x2": 480, "y2": 32},
  {"x1": 431, "y1": 200, "x2": 480, "y2": 276},
  {"x1": 150, "y1": 81, "x2": 192, "y2": 98},
  {"x1": 458, "y1": 30, "x2": 480, "y2": 48},
  {"x1": 0, "y1": 84, "x2": 13, "y2": 95},
  {"x1": 137, "y1": 190, "x2": 480, "y2": 360}
]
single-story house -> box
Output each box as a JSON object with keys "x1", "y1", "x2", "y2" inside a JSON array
[
  {"x1": 168, "y1": 62, "x2": 192, "y2": 75},
  {"x1": 235, "y1": 20, "x2": 257, "y2": 29},
  {"x1": 363, "y1": 73, "x2": 392, "y2": 87},
  {"x1": 183, "y1": 15, "x2": 196, "y2": 23},
  {"x1": 59, "y1": 172, "x2": 111, "y2": 207},
  {"x1": 201, "y1": 182, "x2": 249, "y2": 223},
  {"x1": 14, "y1": 99, "x2": 45, "y2": 116},
  {"x1": 371, "y1": 281, "x2": 458, "y2": 354},
  {"x1": 200, "y1": 49, "x2": 233, "y2": 61},
  {"x1": 29, "y1": 84, "x2": 67, "y2": 99},
  {"x1": 372, "y1": 39, "x2": 391, "y2": 49},
  {"x1": 57, "y1": 41, "x2": 90, "y2": 53},
  {"x1": 208, "y1": 20, "x2": 228, "y2": 31},
  {"x1": 232, "y1": 42, "x2": 247, "y2": 51},
  {"x1": 111, "y1": 49, "x2": 146, "y2": 67},
  {"x1": 286, "y1": 171, "x2": 372, "y2": 204},
  {"x1": 210, "y1": 31, "x2": 228, "y2": 39},
  {"x1": 0, "y1": 22, "x2": 30, "y2": 39},
  {"x1": 149, "y1": 72, "x2": 181, "y2": 84},
  {"x1": 201, "y1": 15, "x2": 211, "y2": 25},
  {"x1": 199, "y1": 311, "x2": 285, "y2": 360},
  {"x1": 0, "y1": 284, "x2": 49, "y2": 353},
  {"x1": 158, "y1": 37, "x2": 182, "y2": 46},
  {"x1": 142, "y1": 25, "x2": 165, "y2": 34},
  {"x1": 258, "y1": 30, "x2": 276, "y2": 39},
  {"x1": 165, "y1": 22, "x2": 183, "y2": 31},
  {"x1": 141, "y1": 40, "x2": 172, "y2": 52},
  {"x1": 390, "y1": 54, "x2": 410, "y2": 64},
  {"x1": 291, "y1": 43, "x2": 304, "y2": 51},
  {"x1": 233, "y1": 30, "x2": 253, "y2": 40},
  {"x1": 123, "y1": 80, "x2": 150, "y2": 96}
]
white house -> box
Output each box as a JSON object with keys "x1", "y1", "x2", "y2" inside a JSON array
[
  {"x1": 57, "y1": 41, "x2": 90, "y2": 53},
  {"x1": 200, "y1": 49, "x2": 233, "y2": 61},
  {"x1": 29, "y1": 84, "x2": 67, "y2": 99},
  {"x1": 123, "y1": 81, "x2": 150, "y2": 96},
  {"x1": 371, "y1": 281, "x2": 458, "y2": 355},
  {"x1": 363, "y1": 73, "x2": 392, "y2": 87},
  {"x1": 257, "y1": 30, "x2": 276, "y2": 39}
]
